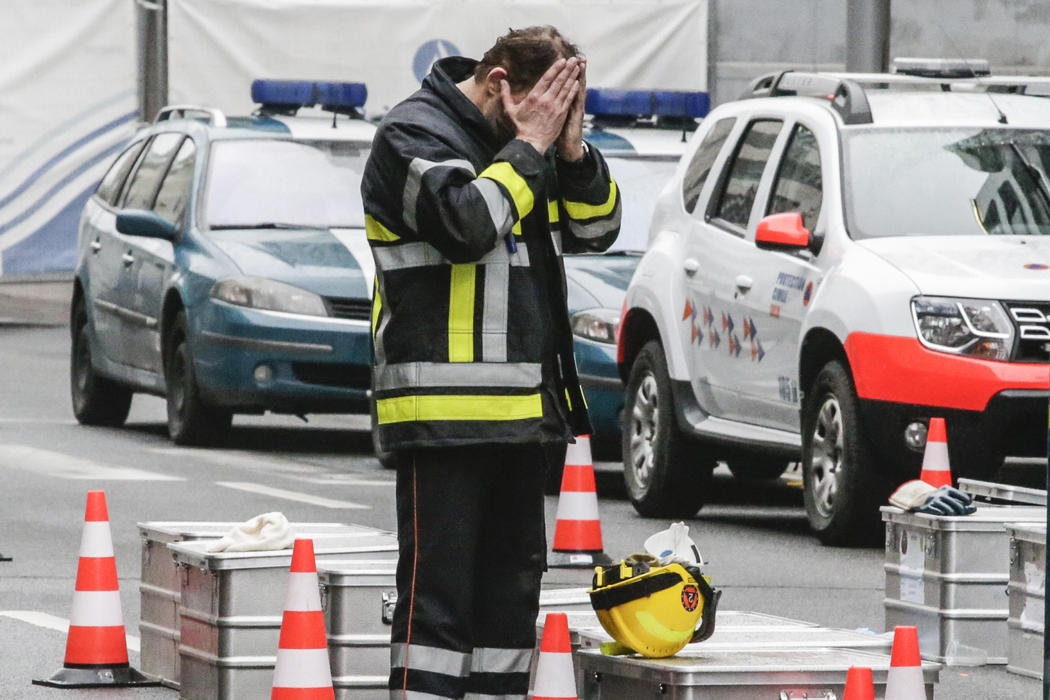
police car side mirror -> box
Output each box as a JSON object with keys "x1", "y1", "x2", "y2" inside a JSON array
[
  {"x1": 755, "y1": 213, "x2": 810, "y2": 252},
  {"x1": 116, "y1": 209, "x2": 177, "y2": 242}
]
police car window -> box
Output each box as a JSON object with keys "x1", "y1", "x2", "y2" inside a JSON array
[
  {"x1": 121, "y1": 133, "x2": 184, "y2": 210},
  {"x1": 205, "y1": 139, "x2": 368, "y2": 230},
  {"x1": 153, "y1": 138, "x2": 196, "y2": 227},
  {"x1": 96, "y1": 142, "x2": 145, "y2": 206},
  {"x1": 768, "y1": 124, "x2": 822, "y2": 232},
  {"x1": 682, "y1": 117, "x2": 735, "y2": 214},
  {"x1": 710, "y1": 120, "x2": 782, "y2": 231}
]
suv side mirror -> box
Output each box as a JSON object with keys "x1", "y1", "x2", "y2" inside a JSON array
[
  {"x1": 116, "y1": 209, "x2": 177, "y2": 242},
  {"x1": 755, "y1": 212, "x2": 810, "y2": 251}
]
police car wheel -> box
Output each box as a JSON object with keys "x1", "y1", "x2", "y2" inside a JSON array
[
  {"x1": 801, "y1": 360, "x2": 887, "y2": 546},
  {"x1": 70, "y1": 298, "x2": 132, "y2": 426},
  {"x1": 164, "y1": 311, "x2": 232, "y2": 446},
  {"x1": 622, "y1": 340, "x2": 714, "y2": 518}
]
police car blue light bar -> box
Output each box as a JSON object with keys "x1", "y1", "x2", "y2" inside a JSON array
[
  {"x1": 251, "y1": 79, "x2": 368, "y2": 111},
  {"x1": 585, "y1": 88, "x2": 709, "y2": 119}
]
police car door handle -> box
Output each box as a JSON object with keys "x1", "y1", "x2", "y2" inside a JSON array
[
  {"x1": 734, "y1": 274, "x2": 753, "y2": 292},
  {"x1": 683, "y1": 258, "x2": 700, "y2": 276},
  {"x1": 90, "y1": 238, "x2": 102, "y2": 253},
  {"x1": 122, "y1": 252, "x2": 135, "y2": 266}
]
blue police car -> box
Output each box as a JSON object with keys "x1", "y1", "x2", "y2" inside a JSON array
[
  {"x1": 70, "y1": 80, "x2": 378, "y2": 445},
  {"x1": 564, "y1": 88, "x2": 704, "y2": 461}
]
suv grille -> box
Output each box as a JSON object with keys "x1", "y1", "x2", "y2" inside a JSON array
[
  {"x1": 325, "y1": 296, "x2": 371, "y2": 321},
  {"x1": 1004, "y1": 301, "x2": 1050, "y2": 363}
]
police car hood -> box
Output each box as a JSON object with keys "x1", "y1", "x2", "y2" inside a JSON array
[
  {"x1": 209, "y1": 227, "x2": 373, "y2": 299},
  {"x1": 858, "y1": 236, "x2": 1050, "y2": 300}
]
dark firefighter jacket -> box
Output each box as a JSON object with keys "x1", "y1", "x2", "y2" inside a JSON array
[{"x1": 361, "y1": 56, "x2": 622, "y2": 451}]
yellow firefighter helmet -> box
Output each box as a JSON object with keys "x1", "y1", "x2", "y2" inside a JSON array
[{"x1": 588, "y1": 553, "x2": 720, "y2": 658}]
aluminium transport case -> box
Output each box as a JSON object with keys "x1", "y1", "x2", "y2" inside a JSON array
[
  {"x1": 137, "y1": 521, "x2": 371, "y2": 688},
  {"x1": 168, "y1": 531, "x2": 397, "y2": 699},
  {"x1": 317, "y1": 559, "x2": 398, "y2": 700},
  {"x1": 577, "y1": 646, "x2": 940, "y2": 699},
  {"x1": 881, "y1": 504, "x2": 1045, "y2": 665},
  {"x1": 1006, "y1": 523, "x2": 1046, "y2": 680}
]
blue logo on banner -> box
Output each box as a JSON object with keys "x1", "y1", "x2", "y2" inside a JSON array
[{"x1": 413, "y1": 40, "x2": 461, "y2": 82}]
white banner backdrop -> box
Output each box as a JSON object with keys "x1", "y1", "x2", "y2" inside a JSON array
[
  {"x1": 169, "y1": 0, "x2": 708, "y2": 117},
  {"x1": 0, "y1": 0, "x2": 136, "y2": 276}
]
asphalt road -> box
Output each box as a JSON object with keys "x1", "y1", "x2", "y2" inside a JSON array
[{"x1": 0, "y1": 323, "x2": 1043, "y2": 698}]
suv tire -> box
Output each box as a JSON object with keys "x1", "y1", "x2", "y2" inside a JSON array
[
  {"x1": 70, "y1": 299, "x2": 133, "y2": 426},
  {"x1": 801, "y1": 360, "x2": 887, "y2": 546},
  {"x1": 622, "y1": 340, "x2": 714, "y2": 517},
  {"x1": 165, "y1": 311, "x2": 232, "y2": 446}
]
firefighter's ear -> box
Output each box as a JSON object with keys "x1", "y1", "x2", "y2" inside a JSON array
[{"x1": 484, "y1": 67, "x2": 508, "y2": 96}]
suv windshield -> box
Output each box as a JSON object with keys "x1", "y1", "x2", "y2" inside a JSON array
[
  {"x1": 843, "y1": 127, "x2": 1050, "y2": 238},
  {"x1": 205, "y1": 139, "x2": 368, "y2": 229}
]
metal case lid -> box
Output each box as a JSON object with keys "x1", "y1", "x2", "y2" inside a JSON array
[
  {"x1": 1006, "y1": 522, "x2": 1047, "y2": 545},
  {"x1": 167, "y1": 533, "x2": 397, "y2": 571},
  {"x1": 880, "y1": 505, "x2": 1045, "y2": 531}
]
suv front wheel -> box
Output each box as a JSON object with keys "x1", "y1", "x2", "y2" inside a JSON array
[
  {"x1": 801, "y1": 359, "x2": 888, "y2": 546},
  {"x1": 622, "y1": 340, "x2": 714, "y2": 517}
]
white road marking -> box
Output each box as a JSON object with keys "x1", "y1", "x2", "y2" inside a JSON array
[
  {"x1": 0, "y1": 418, "x2": 78, "y2": 425},
  {"x1": 0, "y1": 610, "x2": 140, "y2": 652},
  {"x1": 299, "y1": 474, "x2": 395, "y2": 486},
  {"x1": 0, "y1": 445, "x2": 183, "y2": 481},
  {"x1": 149, "y1": 447, "x2": 325, "y2": 475},
  {"x1": 216, "y1": 482, "x2": 370, "y2": 509}
]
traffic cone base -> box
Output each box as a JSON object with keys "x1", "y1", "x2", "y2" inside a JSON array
[
  {"x1": 919, "y1": 417, "x2": 952, "y2": 488},
  {"x1": 550, "y1": 437, "x2": 612, "y2": 568},
  {"x1": 34, "y1": 491, "x2": 159, "y2": 688}
]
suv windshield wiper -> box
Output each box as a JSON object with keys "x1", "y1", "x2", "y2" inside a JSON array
[{"x1": 209, "y1": 222, "x2": 330, "y2": 231}]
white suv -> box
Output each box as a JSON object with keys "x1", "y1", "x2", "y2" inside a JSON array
[{"x1": 618, "y1": 60, "x2": 1050, "y2": 545}]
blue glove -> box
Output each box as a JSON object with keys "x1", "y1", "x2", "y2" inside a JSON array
[{"x1": 914, "y1": 486, "x2": 976, "y2": 516}]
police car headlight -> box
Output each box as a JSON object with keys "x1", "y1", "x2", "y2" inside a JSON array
[
  {"x1": 210, "y1": 276, "x2": 329, "y2": 317},
  {"x1": 571, "y1": 308, "x2": 621, "y2": 344},
  {"x1": 911, "y1": 296, "x2": 1013, "y2": 361}
]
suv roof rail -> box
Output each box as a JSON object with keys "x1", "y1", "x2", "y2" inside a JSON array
[
  {"x1": 155, "y1": 105, "x2": 228, "y2": 128},
  {"x1": 741, "y1": 71, "x2": 873, "y2": 125}
]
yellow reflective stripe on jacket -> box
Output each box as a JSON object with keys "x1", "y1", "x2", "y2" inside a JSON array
[
  {"x1": 563, "y1": 179, "x2": 618, "y2": 220},
  {"x1": 479, "y1": 162, "x2": 534, "y2": 222},
  {"x1": 547, "y1": 199, "x2": 559, "y2": 223},
  {"x1": 376, "y1": 393, "x2": 543, "y2": 423},
  {"x1": 366, "y1": 214, "x2": 400, "y2": 242},
  {"x1": 448, "y1": 264, "x2": 476, "y2": 362},
  {"x1": 371, "y1": 279, "x2": 382, "y2": 338}
]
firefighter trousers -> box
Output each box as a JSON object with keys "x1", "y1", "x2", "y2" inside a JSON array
[{"x1": 388, "y1": 443, "x2": 551, "y2": 699}]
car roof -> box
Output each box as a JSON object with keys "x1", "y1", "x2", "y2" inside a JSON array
[
  {"x1": 141, "y1": 106, "x2": 377, "y2": 144},
  {"x1": 586, "y1": 123, "x2": 692, "y2": 159}
]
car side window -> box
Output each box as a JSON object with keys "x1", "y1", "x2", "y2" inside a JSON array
[
  {"x1": 768, "y1": 124, "x2": 822, "y2": 232},
  {"x1": 120, "y1": 132, "x2": 184, "y2": 210},
  {"x1": 709, "y1": 120, "x2": 783, "y2": 232},
  {"x1": 682, "y1": 117, "x2": 735, "y2": 214},
  {"x1": 152, "y1": 138, "x2": 196, "y2": 227},
  {"x1": 95, "y1": 141, "x2": 146, "y2": 206}
]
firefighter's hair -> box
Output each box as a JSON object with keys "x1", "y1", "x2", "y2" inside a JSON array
[{"x1": 474, "y1": 26, "x2": 582, "y2": 92}]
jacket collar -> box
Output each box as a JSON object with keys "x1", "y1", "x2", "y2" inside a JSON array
[{"x1": 424, "y1": 57, "x2": 504, "y2": 151}]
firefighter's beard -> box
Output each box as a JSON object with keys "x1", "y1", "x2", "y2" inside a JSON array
[{"x1": 485, "y1": 100, "x2": 517, "y2": 144}]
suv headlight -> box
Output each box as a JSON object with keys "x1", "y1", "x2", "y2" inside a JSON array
[
  {"x1": 571, "y1": 308, "x2": 621, "y2": 344},
  {"x1": 210, "y1": 276, "x2": 329, "y2": 317},
  {"x1": 911, "y1": 295, "x2": 1013, "y2": 361}
]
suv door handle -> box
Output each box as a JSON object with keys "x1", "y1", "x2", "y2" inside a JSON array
[
  {"x1": 684, "y1": 258, "x2": 700, "y2": 276},
  {"x1": 122, "y1": 252, "x2": 135, "y2": 266},
  {"x1": 734, "y1": 274, "x2": 753, "y2": 292},
  {"x1": 90, "y1": 238, "x2": 102, "y2": 253}
]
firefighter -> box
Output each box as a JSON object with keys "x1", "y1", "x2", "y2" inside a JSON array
[{"x1": 361, "y1": 25, "x2": 621, "y2": 699}]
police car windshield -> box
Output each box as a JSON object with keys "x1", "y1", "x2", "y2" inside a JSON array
[
  {"x1": 843, "y1": 127, "x2": 1050, "y2": 239},
  {"x1": 601, "y1": 156, "x2": 679, "y2": 253},
  {"x1": 205, "y1": 139, "x2": 367, "y2": 230}
]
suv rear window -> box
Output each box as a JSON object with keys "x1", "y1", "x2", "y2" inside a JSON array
[{"x1": 710, "y1": 120, "x2": 782, "y2": 231}]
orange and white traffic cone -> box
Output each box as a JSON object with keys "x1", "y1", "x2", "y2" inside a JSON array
[
  {"x1": 549, "y1": 436, "x2": 612, "y2": 568},
  {"x1": 885, "y1": 625, "x2": 925, "y2": 700},
  {"x1": 842, "y1": 665, "x2": 875, "y2": 700},
  {"x1": 33, "y1": 490, "x2": 157, "y2": 688},
  {"x1": 532, "y1": 612, "x2": 578, "y2": 700},
  {"x1": 919, "y1": 417, "x2": 952, "y2": 488},
  {"x1": 271, "y1": 539, "x2": 334, "y2": 699}
]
